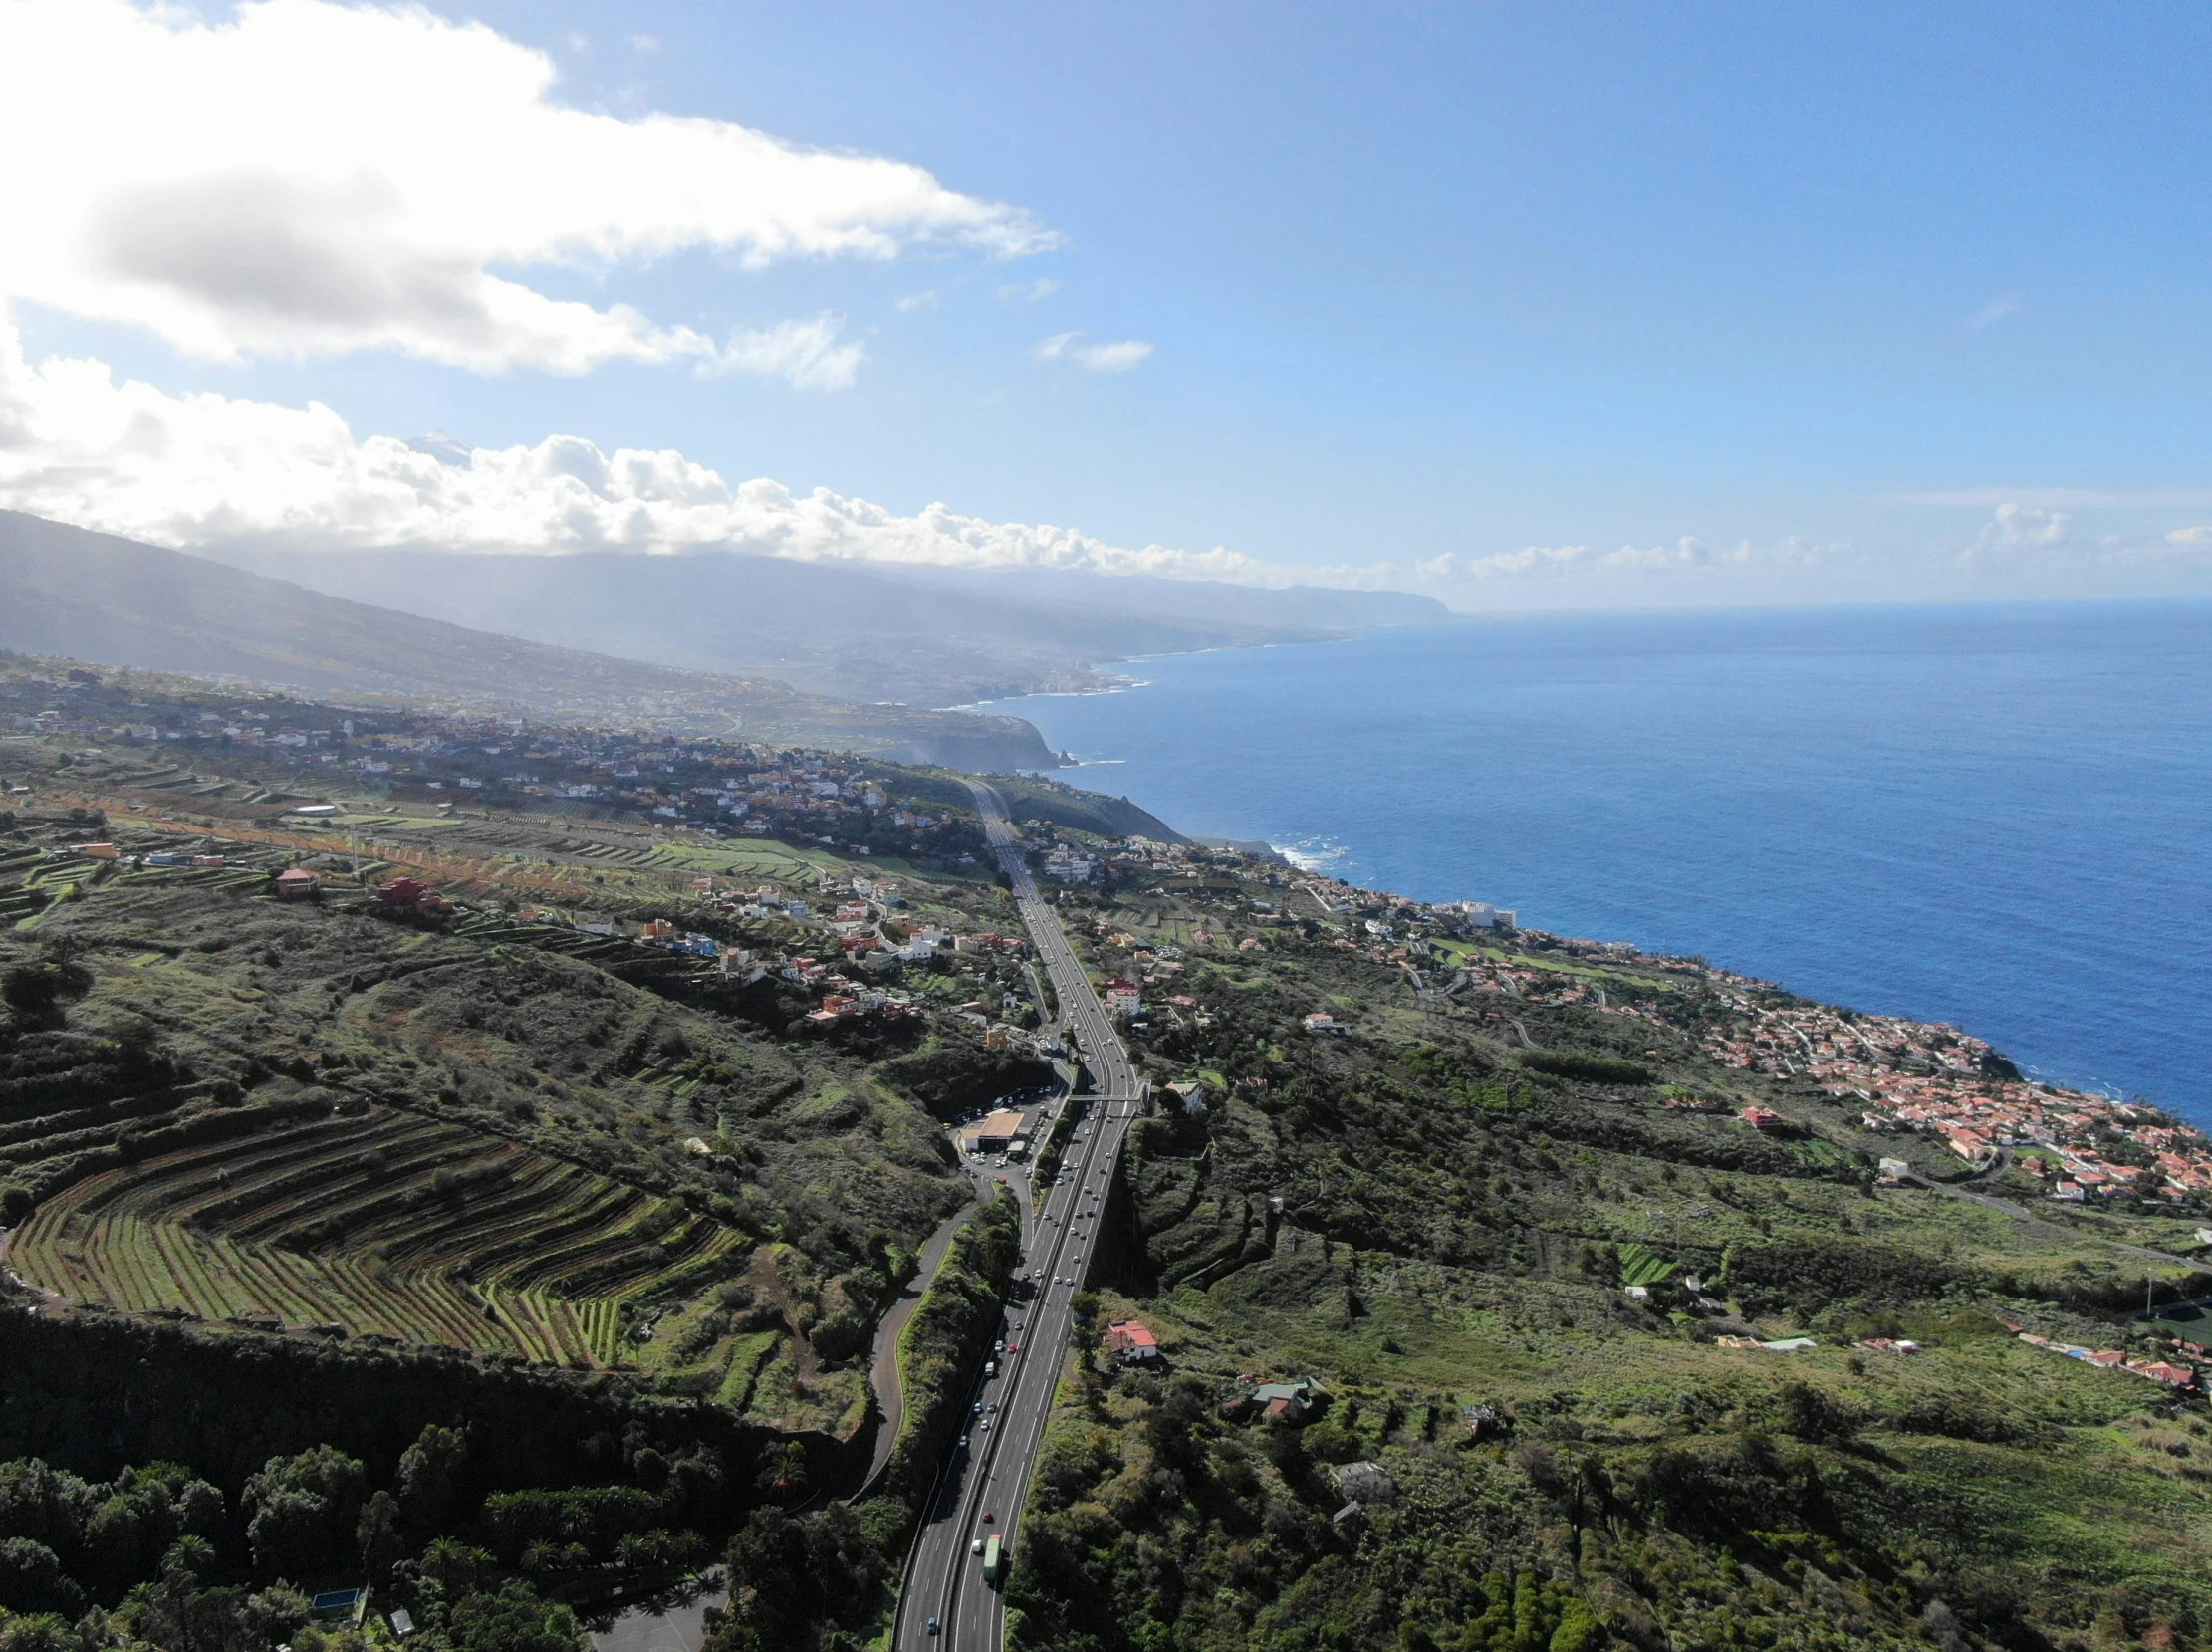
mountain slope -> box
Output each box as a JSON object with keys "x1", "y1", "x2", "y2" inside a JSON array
[
  {"x1": 0, "y1": 512, "x2": 1058, "y2": 767},
  {"x1": 203, "y1": 546, "x2": 1450, "y2": 705}
]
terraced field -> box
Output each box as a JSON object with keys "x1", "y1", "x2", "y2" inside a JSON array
[{"x1": 9, "y1": 1108, "x2": 745, "y2": 1365}]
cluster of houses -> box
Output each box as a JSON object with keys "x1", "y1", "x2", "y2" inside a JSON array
[
  {"x1": 2002, "y1": 1320, "x2": 2197, "y2": 1391},
  {"x1": 1704, "y1": 999, "x2": 2212, "y2": 1204},
  {"x1": 4, "y1": 668, "x2": 984, "y2": 862}
]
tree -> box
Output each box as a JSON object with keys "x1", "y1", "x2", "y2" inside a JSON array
[
  {"x1": 240, "y1": 1583, "x2": 312, "y2": 1648},
  {"x1": 0, "y1": 1612, "x2": 95, "y2": 1652},
  {"x1": 1780, "y1": 1382, "x2": 1861, "y2": 1448},
  {"x1": 358, "y1": 1492, "x2": 402, "y2": 1588},
  {"x1": 242, "y1": 1446, "x2": 365, "y2": 1579},
  {"x1": 0, "y1": 1542, "x2": 82, "y2": 1620},
  {"x1": 397, "y1": 1424, "x2": 466, "y2": 1529},
  {"x1": 444, "y1": 1583, "x2": 588, "y2": 1652}
]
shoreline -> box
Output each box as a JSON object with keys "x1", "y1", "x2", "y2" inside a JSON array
[{"x1": 969, "y1": 616, "x2": 2200, "y2": 1119}]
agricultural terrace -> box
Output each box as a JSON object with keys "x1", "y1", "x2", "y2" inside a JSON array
[{"x1": 11, "y1": 1107, "x2": 745, "y2": 1367}]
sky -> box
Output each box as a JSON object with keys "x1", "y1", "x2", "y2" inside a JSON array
[{"x1": 3, "y1": 0, "x2": 2212, "y2": 609}]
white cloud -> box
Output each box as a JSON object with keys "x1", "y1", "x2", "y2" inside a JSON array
[
  {"x1": 1032, "y1": 331, "x2": 1154, "y2": 373},
  {"x1": 0, "y1": 0, "x2": 1053, "y2": 377},
  {"x1": 1964, "y1": 502, "x2": 2073, "y2": 562},
  {"x1": 1412, "y1": 534, "x2": 1831, "y2": 586},
  {"x1": 1603, "y1": 536, "x2": 1710, "y2": 571},
  {"x1": 0, "y1": 318, "x2": 1275, "y2": 582},
  {"x1": 892, "y1": 290, "x2": 939, "y2": 314},
  {"x1": 1414, "y1": 545, "x2": 1589, "y2": 582},
  {"x1": 1966, "y1": 291, "x2": 2027, "y2": 331},
  {"x1": 706, "y1": 315, "x2": 865, "y2": 391},
  {"x1": 2165, "y1": 525, "x2": 2212, "y2": 546},
  {"x1": 997, "y1": 279, "x2": 1060, "y2": 302},
  {"x1": 628, "y1": 33, "x2": 658, "y2": 54}
]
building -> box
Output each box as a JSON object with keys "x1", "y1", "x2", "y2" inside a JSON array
[
  {"x1": 1739, "y1": 1106, "x2": 1787, "y2": 1134},
  {"x1": 374, "y1": 876, "x2": 452, "y2": 916},
  {"x1": 1331, "y1": 1461, "x2": 1397, "y2": 1504},
  {"x1": 1246, "y1": 1376, "x2": 1319, "y2": 1423},
  {"x1": 273, "y1": 867, "x2": 320, "y2": 899},
  {"x1": 1165, "y1": 1079, "x2": 1209, "y2": 1116},
  {"x1": 958, "y1": 1107, "x2": 1036, "y2": 1158},
  {"x1": 1106, "y1": 1321, "x2": 1159, "y2": 1363},
  {"x1": 1104, "y1": 979, "x2": 1141, "y2": 1017},
  {"x1": 1303, "y1": 1011, "x2": 1340, "y2": 1034}
]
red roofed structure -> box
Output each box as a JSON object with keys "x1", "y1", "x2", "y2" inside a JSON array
[{"x1": 1106, "y1": 1321, "x2": 1159, "y2": 1363}]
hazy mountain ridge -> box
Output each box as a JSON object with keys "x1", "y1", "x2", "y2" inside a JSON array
[
  {"x1": 0, "y1": 512, "x2": 1060, "y2": 768},
  {"x1": 203, "y1": 544, "x2": 1449, "y2": 706}
]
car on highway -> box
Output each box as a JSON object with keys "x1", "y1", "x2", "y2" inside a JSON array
[
  {"x1": 1004, "y1": 1340, "x2": 1019, "y2": 1353},
  {"x1": 926, "y1": 1617, "x2": 939, "y2": 1636},
  {"x1": 973, "y1": 1401, "x2": 984, "y2": 1414},
  {"x1": 972, "y1": 1538, "x2": 985, "y2": 1555},
  {"x1": 958, "y1": 1434, "x2": 968, "y2": 1448},
  {"x1": 982, "y1": 1510, "x2": 995, "y2": 1522}
]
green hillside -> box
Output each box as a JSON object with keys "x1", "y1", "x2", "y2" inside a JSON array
[
  {"x1": 0, "y1": 512, "x2": 1060, "y2": 768},
  {"x1": 3, "y1": 661, "x2": 2210, "y2": 1652}
]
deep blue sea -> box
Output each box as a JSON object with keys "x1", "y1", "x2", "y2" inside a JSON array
[{"x1": 981, "y1": 601, "x2": 2212, "y2": 1126}]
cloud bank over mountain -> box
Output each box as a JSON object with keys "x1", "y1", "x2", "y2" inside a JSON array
[{"x1": 0, "y1": 318, "x2": 1280, "y2": 582}]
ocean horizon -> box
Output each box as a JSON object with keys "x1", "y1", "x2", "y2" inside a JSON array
[{"x1": 980, "y1": 597, "x2": 2212, "y2": 1127}]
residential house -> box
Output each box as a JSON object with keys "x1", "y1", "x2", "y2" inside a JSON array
[{"x1": 1105, "y1": 1321, "x2": 1159, "y2": 1363}]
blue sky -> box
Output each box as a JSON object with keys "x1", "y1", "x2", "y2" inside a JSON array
[{"x1": 4, "y1": 0, "x2": 2211, "y2": 606}]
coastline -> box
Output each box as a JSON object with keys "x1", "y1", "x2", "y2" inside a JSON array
[{"x1": 968, "y1": 605, "x2": 2212, "y2": 1122}]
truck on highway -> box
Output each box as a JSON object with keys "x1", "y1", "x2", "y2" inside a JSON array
[{"x1": 982, "y1": 1534, "x2": 1005, "y2": 1585}]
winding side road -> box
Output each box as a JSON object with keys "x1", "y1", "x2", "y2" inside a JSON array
[{"x1": 854, "y1": 1175, "x2": 992, "y2": 1496}]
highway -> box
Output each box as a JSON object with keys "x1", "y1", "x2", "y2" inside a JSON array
[{"x1": 890, "y1": 783, "x2": 1144, "y2": 1650}]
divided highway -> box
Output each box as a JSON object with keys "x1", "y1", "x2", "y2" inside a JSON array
[{"x1": 889, "y1": 784, "x2": 1144, "y2": 1650}]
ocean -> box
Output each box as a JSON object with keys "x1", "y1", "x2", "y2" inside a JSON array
[{"x1": 980, "y1": 600, "x2": 2212, "y2": 1125}]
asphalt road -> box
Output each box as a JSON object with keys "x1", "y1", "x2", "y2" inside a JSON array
[{"x1": 889, "y1": 784, "x2": 1143, "y2": 1650}]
